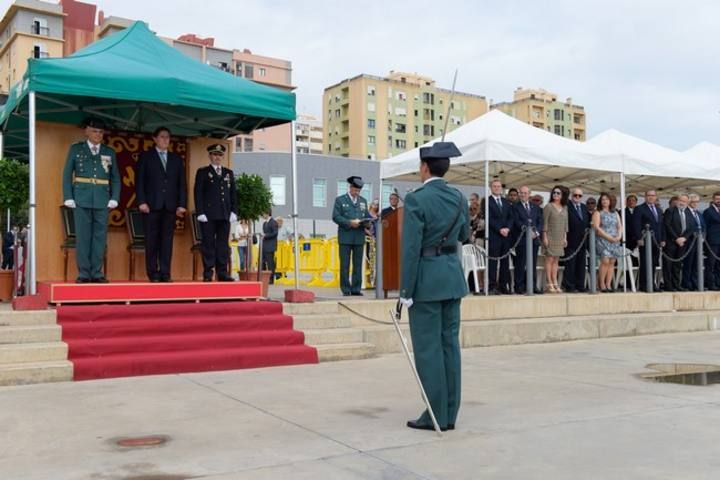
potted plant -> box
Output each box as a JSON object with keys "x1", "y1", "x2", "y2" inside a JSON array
[
  {"x1": 235, "y1": 173, "x2": 274, "y2": 296},
  {"x1": 0, "y1": 158, "x2": 29, "y2": 300}
]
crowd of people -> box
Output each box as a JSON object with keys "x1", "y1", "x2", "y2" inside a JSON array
[{"x1": 466, "y1": 183, "x2": 719, "y2": 294}]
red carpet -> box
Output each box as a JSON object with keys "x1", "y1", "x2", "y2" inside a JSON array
[{"x1": 57, "y1": 301, "x2": 318, "y2": 381}]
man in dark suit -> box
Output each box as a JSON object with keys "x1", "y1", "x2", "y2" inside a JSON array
[
  {"x1": 624, "y1": 194, "x2": 639, "y2": 286},
  {"x1": 512, "y1": 186, "x2": 543, "y2": 294},
  {"x1": 193, "y1": 144, "x2": 236, "y2": 282},
  {"x1": 487, "y1": 179, "x2": 511, "y2": 294},
  {"x1": 634, "y1": 190, "x2": 665, "y2": 292},
  {"x1": 664, "y1": 194, "x2": 694, "y2": 291},
  {"x1": 562, "y1": 188, "x2": 590, "y2": 292},
  {"x1": 261, "y1": 211, "x2": 278, "y2": 284},
  {"x1": 1, "y1": 227, "x2": 16, "y2": 270},
  {"x1": 135, "y1": 127, "x2": 187, "y2": 282},
  {"x1": 381, "y1": 192, "x2": 400, "y2": 218},
  {"x1": 703, "y1": 192, "x2": 720, "y2": 290},
  {"x1": 681, "y1": 194, "x2": 704, "y2": 290}
]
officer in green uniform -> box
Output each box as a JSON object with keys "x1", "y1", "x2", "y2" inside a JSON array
[
  {"x1": 399, "y1": 142, "x2": 469, "y2": 432},
  {"x1": 62, "y1": 118, "x2": 121, "y2": 283},
  {"x1": 332, "y1": 176, "x2": 368, "y2": 296}
]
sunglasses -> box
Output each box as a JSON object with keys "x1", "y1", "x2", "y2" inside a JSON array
[
  {"x1": 552, "y1": 191, "x2": 562, "y2": 195},
  {"x1": 572, "y1": 193, "x2": 582, "y2": 198}
]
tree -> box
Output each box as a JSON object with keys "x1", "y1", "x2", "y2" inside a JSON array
[
  {"x1": 0, "y1": 158, "x2": 29, "y2": 230},
  {"x1": 235, "y1": 173, "x2": 273, "y2": 272}
]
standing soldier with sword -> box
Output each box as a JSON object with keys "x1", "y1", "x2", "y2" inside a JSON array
[{"x1": 395, "y1": 140, "x2": 469, "y2": 433}]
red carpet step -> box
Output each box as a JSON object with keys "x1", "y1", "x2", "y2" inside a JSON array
[{"x1": 56, "y1": 301, "x2": 318, "y2": 381}]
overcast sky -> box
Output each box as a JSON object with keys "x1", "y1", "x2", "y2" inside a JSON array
[{"x1": 89, "y1": 0, "x2": 720, "y2": 150}]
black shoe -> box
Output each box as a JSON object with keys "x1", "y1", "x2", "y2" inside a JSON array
[
  {"x1": 678, "y1": 287, "x2": 688, "y2": 292},
  {"x1": 534, "y1": 288, "x2": 544, "y2": 295},
  {"x1": 218, "y1": 276, "x2": 235, "y2": 282},
  {"x1": 351, "y1": 292, "x2": 363, "y2": 296},
  {"x1": 342, "y1": 292, "x2": 351, "y2": 296},
  {"x1": 447, "y1": 424, "x2": 455, "y2": 430},
  {"x1": 203, "y1": 277, "x2": 213, "y2": 282},
  {"x1": 75, "y1": 277, "x2": 91, "y2": 284},
  {"x1": 150, "y1": 278, "x2": 160, "y2": 283},
  {"x1": 160, "y1": 277, "x2": 172, "y2": 283},
  {"x1": 92, "y1": 277, "x2": 109, "y2": 283},
  {"x1": 406, "y1": 420, "x2": 447, "y2": 432}
]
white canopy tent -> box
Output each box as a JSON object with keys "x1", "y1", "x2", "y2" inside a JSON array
[{"x1": 684, "y1": 142, "x2": 720, "y2": 190}]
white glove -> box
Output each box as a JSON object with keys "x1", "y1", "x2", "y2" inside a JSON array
[
  {"x1": 399, "y1": 297, "x2": 413, "y2": 308},
  {"x1": 107, "y1": 200, "x2": 118, "y2": 209},
  {"x1": 229, "y1": 212, "x2": 237, "y2": 223},
  {"x1": 64, "y1": 199, "x2": 76, "y2": 209},
  {"x1": 197, "y1": 214, "x2": 208, "y2": 223}
]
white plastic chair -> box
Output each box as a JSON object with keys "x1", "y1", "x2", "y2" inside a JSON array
[{"x1": 462, "y1": 244, "x2": 480, "y2": 294}]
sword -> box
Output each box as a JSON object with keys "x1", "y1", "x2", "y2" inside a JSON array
[
  {"x1": 441, "y1": 69, "x2": 458, "y2": 142},
  {"x1": 390, "y1": 300, "x2": 443, "y2": 436}
]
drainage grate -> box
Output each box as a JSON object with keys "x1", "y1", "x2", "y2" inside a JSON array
[{"x1": 639, "y1": 363, "x2": 720, "y2": 386}]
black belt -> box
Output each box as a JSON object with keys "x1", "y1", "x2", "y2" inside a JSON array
[{"x1": 421, "y1": 245, "x2": 457, "y2": 257}]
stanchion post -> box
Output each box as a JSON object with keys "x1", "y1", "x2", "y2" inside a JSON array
[
  {"x1": 588, "y1": 228, "x2": 597, "y2": 294},
  {"x1": 697, "y1": 232, "x2": 704, "y2": 292},
  {"x1": 525, "y1": 222, "x2": 533, "y2": 296},
  {"x1": 644, "y1": 227, "x2": 653, "y2": 293}
]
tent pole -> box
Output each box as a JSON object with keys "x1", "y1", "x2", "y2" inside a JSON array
[
  {"x1": 620, "y1": 171, "x2": 627, "y2": 293},
  {"x1": 375, "y1": 178, "x2": 383, "y2": 299},
  {"x1": 484, "y1": 158, "x2": 489, "y2": 296},
  {"x1": 28, "y1": 91, "x2": 37, "y2": 295},
  {"x1": 290, "y1": 121, "x2": 300, "y2": 291}
]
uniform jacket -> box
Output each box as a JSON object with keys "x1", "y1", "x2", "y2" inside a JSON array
[
  {"x1": 703, "y1": 205, "x2": 720, "y2": 245},
  {"x1": 135, "y1": 149, "x2": 187, "y2": 211},
  {"x1": 400, "y1": 179, "x2": 470, "y2": 302},
  {"x1": 62, "y1": 141, "x2": 121, "y2": 209},
  {"x1": 332, "y1": 193, "x2": 368, "y2": 245},
  {"x1": 193, "y1": 165, "x2": 237, "y2": 221},
  {"x1": 262, "y1": 217, "x2": 279, "y2": 252}
]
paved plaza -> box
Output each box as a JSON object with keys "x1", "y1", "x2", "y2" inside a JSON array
[{"x1": 1, "y1": 331, "x2": 719, "y2": 479}]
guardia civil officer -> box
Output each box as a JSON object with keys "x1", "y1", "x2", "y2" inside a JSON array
[
  {"x1": 399, "y1": 142, "x2": 469, "y2": 432},
  {"x1": 332, "y1": 176, "x2": 368, "y2": 296},
  {"x1": 193, "y1": 144, "x2": 236, "y2": 282},
  {"x1": 62, "y1": 117, "x2": 121, "y2": 283}
]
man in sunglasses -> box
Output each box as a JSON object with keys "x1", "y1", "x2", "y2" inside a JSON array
[{"x1": 562, "y1": 188, "x2": 590, "y2": 293}]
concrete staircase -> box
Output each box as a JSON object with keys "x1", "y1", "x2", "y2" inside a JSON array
[
  {"x1": 283, "y1": 302, "x2": 376, "y2": 362},
  {"x1": 289, "y1": 292, "x2": 720, "y2": 357},
  {"x1": 0, "y1": 308, "x2": 73, "y2": 386}
]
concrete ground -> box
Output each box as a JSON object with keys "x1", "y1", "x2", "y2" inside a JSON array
[{"x1": 1, "y1": 332, "x2": 719, "y2": 480}]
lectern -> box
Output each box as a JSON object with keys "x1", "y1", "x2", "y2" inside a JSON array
[{"x1": 381, "y1": 207, "x2": 403, "y2": 297}]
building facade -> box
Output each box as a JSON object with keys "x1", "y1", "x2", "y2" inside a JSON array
[
  {"x1": 492, "y1": 87, "x2": 587, "y2": 141},
  {"x1": 323, "y1": 71, "x2": 488, "y2": 160},
  {"x1": 0, "y1": 0, "x2": 64, "y2": 94},
  {"x1": 295, "y1": 114, "x2": 323, "y2": 155}
]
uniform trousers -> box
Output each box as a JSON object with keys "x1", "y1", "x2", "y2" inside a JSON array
[{"x1": 74, "y1": 206, "x2": 108, "y2": 280}]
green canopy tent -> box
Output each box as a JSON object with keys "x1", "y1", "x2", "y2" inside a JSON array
[{"x1": 0, "y1": 21, "x2": 301, "y2": 293}]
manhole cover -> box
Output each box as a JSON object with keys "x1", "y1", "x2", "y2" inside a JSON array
[
  {"x1": 114, "y1": 435, "x2": 171, "y2": 448},
  {"x1": 639, "y1": 363, "x2": 720, "y2": 386}
]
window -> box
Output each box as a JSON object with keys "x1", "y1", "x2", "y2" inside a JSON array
[
  {"x1": 243, "y1": 138, "x2": 253, "y2": 152},
  {"x1": 554, "y1": 125, "x2": 564, "y2": 136},
  {"x1": 395, "y1": 139, "x2": 406, "y2": 149},
  {"x1": 361, "y1": 183, "x2": 373, "y2": 201},
  {"x1": 414, "y1": 125, "x2": 419, "y2": 133},
  {"x1": 367, "y1": 102, "x2": 375, "y2": 112},
  {"x1": 423, "y1": 125, "x2": 434, "y2": 136},
  {"x1": 414, "y1": 142, "x2": 418, "y2": 147},
  {"x1": 414, "y1": 109, "x2": 418, "y2": 117},
  {"x1": 367, "y1": 85, "x2": 376, "y2": 96},
  {"x1": 368, "y1": 135, "x2": 376, "y2": 144},
  {"x1": 422, "y1": 92, "x2": 434, "y2": 105},
  {"x1": 337, "y1": 180, "x2": 347, "y2": 196},
  {"x1": 395, "y1": 123, "x2": 406, "y2": 133},
  {"x1": 31, "y1": 18, "x2": 48, "y2": 36},
  {"x1": 368, "y1": 153, "x2": 376, "y2": 160},
  {"x1": 32, "y1": 43, "x2": 48, "y2": 58},
  {"x1": 394, "y1": 107, "x2": 407, "y2": 117},
  {"x1": 234, "y1": 137, "x2": 242, "y2": 150},
  {"x1": 269, "y1": 175, "x2": 286, "y2": 206},
  {"x1": 368, "y1": 119, "x2": 376, "y2": 129},
  {"x1": 382, "y1": 184, "x2": 395, "y2": 205},
  {"x1": 554, "y1": 109, "x2": 564, "y2": 121},
  {"x1": 244, "y1": 64, "x2": 254, "y2": 78},
  {"x1": 312, "y1": 178, "x2": 327, "y2": 207},
  {"x1": 259, "y1": 67, "x2": 266, "y2": 77},
  {"x1": 396, "y1": 91, "x2": 406, "y2": 101},
  {"x1": 335, "y1": 109, "x2": 341, "y2": 118}
]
